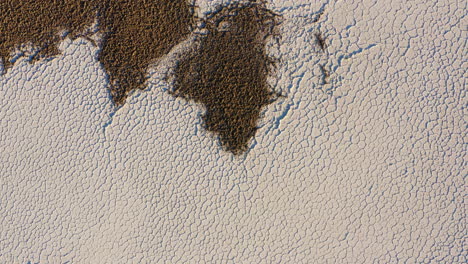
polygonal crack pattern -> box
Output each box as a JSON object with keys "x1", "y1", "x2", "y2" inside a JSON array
[{"x1": 0, "y1": 0, "x2": 279, "y2": 154}]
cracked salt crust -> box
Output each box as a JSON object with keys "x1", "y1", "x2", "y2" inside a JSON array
[{"x1": 0, "y1": 0, "x2": 466, "y2": 263}]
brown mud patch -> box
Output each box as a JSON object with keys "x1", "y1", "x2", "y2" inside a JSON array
[
  {"x1": 172, "y1": 1, "x2": 280, "y2": 154},
  {"x1": 98, "y1": 0, "x2": 194, "y2": 105},
  {"x1": 0, "y1": 0, "x2": 99, "y2": 69},
  {"x1": 1, "y1": 0, "x2": 193, "y2": 105}
]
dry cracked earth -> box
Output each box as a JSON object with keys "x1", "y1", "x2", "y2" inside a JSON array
[
  {"x1": 1, "y1": 0, "x2": 278, "y2": 154},
  {"x1": 0, "y1": 0, "x2": 466, "y2": 263}
]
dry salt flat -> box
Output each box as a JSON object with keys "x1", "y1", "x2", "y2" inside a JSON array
[{"x1": 0, "y1": 0, "x2": 466, "y2": 263}]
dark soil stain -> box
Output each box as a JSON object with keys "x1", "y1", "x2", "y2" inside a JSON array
[
  {"x1": 315, "y1": 32, "x2": 326, "y2": 51},
  {"x1": 172, "y1": 1, "x2": 280, "y2": 154},
  {"x1": 0, "y1": 0, "x2": 99, "y2": 69}
]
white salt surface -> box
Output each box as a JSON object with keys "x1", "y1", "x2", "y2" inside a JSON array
[{"x1": 0, "y1": 0, "x2": 466, "y2": 263}]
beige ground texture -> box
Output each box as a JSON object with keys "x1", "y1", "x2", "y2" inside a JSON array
[{"x1": 0, "y1": 0, "x2": 466, "y2": 263}]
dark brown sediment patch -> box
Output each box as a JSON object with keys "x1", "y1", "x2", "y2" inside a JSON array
[
  {"x1": 98, "y1": 0, "x2": 194, "y2": 105},
  {"x1": 0, "y1": 0, "x2": 99, "y2": 70},
  {"x1": 172, "y1": 1, "x2": 280, "y2": 154},
  {"x1": 1, "y1": 0, "x2": 194, "y2": 105}
]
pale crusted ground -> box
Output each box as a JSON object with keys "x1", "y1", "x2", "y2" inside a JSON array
[{"x1": 0, "y1": 0, "x2": 466, "y2": 263}]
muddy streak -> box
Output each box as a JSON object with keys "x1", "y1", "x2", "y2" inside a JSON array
[{"x1": 172, "y1": 2, "x2": 280, "y2": 154}]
